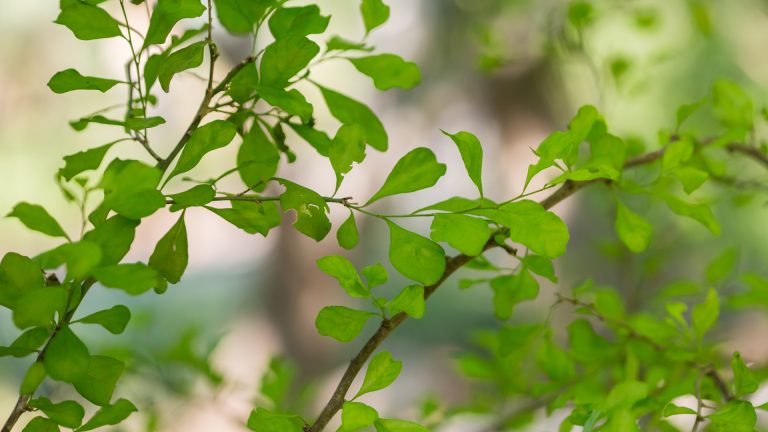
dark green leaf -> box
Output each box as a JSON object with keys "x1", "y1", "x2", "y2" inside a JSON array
[
  {"x1": 327, "y1": 36, "x2": 373, "y2": 53},
  {"x1": 288, "y1": 123, "x2": 332, "y2": 156},
  {"x1": 707, "y1": 400, "x2": 756, "y2": 432},
  {"x1": 711, "y1": 79, "x2": 753, "y2": 131},
  {"x1": 44, "y1": 326, "x2": 90, "y2": 383},
  {"x1": 237, "y1": 124, "x2": 279, "y2": 191},
  {"x1": 73, "y1": 355, "x2": 125, "y2": 406},
  {"x1": 732, "y1": 352, "x2": 758, "y2": 397},
  {"x1": 430, "y1": 214, "x2": 491, "y2": 256},
  {"x1": 168, "y1": 184, "x2": 216, "y2": 211},
  {"x1": 20, "y1": 362, "x2": 47, "y2": 395},
  {"x1": 374, "y1": 418, "x2": 428, "y2": 432},
  {"x1": 706, "y1": 247, "x2": 737, "y2": 284},
  {"x1": 691, "y1": 288, "x2": 719, "y2": 338},
  {"x1": 29, "y1": 397, "x2": 84, "y2": 429},
  {"x1": 158, "y1": 41, "x2": 207, "y2": 92},
  {"x1": 100, "y1": 159, "x2": 165, "y2": 219},
  {"x1": 259, "y1": 87, "x2": 313, "y2": 123},
  {"x1": 55, "y1": 1, "x2": 122, "y2": 40},
  {"x1": 269, "y1": 5, "x2": 329, "y2": 39},
  {"x1": 59, "y1": 142, "x2": 115, "y2": 181},
  {"x1": 349, "y1": 54, "x2": 420, "y2": 91},
  {"x1": 144, "y1": 0, "x2": 206, "y2": 46},
  {"x1": 7, "y1": 203, "x2": 70, "y2": 240},
  {"x1": 387, "y1": 221, "x2": 445, "y2": 285},
  {"x1": 260, "y1": 35, "x2": 319, "y2": 87},
  {"x1": 278, "y1": 179, "x2": 331, "y2": 241},
  {"x1": 360, "y1": 0, "x2": 390, "y2": 34},
  {"x1": 82, "y1": 216, "x2": 138, "y2": 265},
  {"x1": 315, "y1": 306, "x2": 375, "y2": 342},
  {"x1": 657, "y1": 192, "x2": 720, "y2": 235},
  {"x1": 442, "y1": 130, "x2": 484, "y2": 196},
  {"x1": 93, "y1": 263, "x2": 161, "y2": 295},
  {"x1": 47, "y1": 69, "x2": 120, "y2": 93},
  {"x1": 318, "y1": 85, "x2": 388, "y2": 151},
  {"x1": 78, "y1": 399, "x2": 137, "y2": 431},
  {"x1": 367, "y1": 148, "x2": 446, "y2": 205},
  {"x1": 169, "y1": 120, "x2": 237, "y2": 180},
  {"x1": 149, "y1": 214, "x2": 189, "y2": 283},
  {"x1": 356, "y1": 351, "x2": 402, "y2": 397},
  {"x1": 13, "y1": 287, "x2": 68, "y2": 329},
  {"x1": 77, "y1": 305, "x2": 131, "y2": 335},
  {"x1": 213, "y1": 0, "x2": 273, "y2": 34},
  {"x1": 21, "y1": 417, "x2": 59, "y2": 432}
]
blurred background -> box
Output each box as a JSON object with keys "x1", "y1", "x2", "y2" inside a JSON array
[{"x1": 1, "y1": 0, "x2": 767, "y2": 430}]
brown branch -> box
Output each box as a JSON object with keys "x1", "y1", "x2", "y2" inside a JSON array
[{"x1": 725, "y1": 142, "x2": 768, "y2": 169}]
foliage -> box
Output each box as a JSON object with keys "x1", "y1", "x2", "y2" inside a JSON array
[{"x1": 1, "y1": 1, "x2": 768, "y2": 432}]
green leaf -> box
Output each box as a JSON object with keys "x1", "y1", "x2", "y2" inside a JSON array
[
  {"x1": 732, "y1": 352, "x2": 758, "y2": 397},
  {"x1": 387, "y1": 221, "x2": 446, "y2": 285},
  {"x1": 374, "y1": 418, "x2": 428, "y2": 432},
  {"x1": 360, "y1": 0, "x2": 390, "y2": 34},
  {"x1": 246, "y1": 408, "x2": 304, "y2": 432},
  {"x1": 605, "y1": 380, "x2": 648, "y2": 411},
  {"x1": 442, "y1": 130, "x2": 484, "y2": 196},
  {"x1": 269, "y1": 5, "x2": 329, "y2": 39},
  {"x1": 490, "y1": 270, "x2": 539, "y2": 319},
  {"x1": 1, "y1": 255, "x2": 44, "y2": 310},
  {"x1": 707, "y1": 400, "x2": 756, "y2": 432},
  {"x1": 206, "y1": 201, "x2": 281, "y2": 236},
  {"x1": 288, "y1": 123, "x2": 332, "y2": 156},
  {"x1": 349, "y1": 54, "x2": 420, "y2": 91},
  {"x1": 388, "y1": 285, "x2": 425, "y2": 319},
  {"x1": 44, "y1": 326, "x2": 90, "y2": 383},
  {"x1": 144, "y1": 0, "x2": 206, "y2": 46},
  {"x1": 238, "y1": 123, "x2": 280, "y2": 191},
  {"x1": 259, "y1": 87, "x2": 313, "y2": 123},
  {"x1": 536, "y1": 339, "x2": 575, "y2": 382},
  {"x1": 260, "y1": 35, "x2": 319, "y2": 87},
  {"x1": 318, "y1": 85, "x2": 388, "y2": 151},
  {"x1": 78, "y1": 399, "x2": 137, "y2": 431},
  {"x1": 20, "y1": 362, "x2": 47, "y2": 395},
  {"x1": 367, "y1": 148, "x2": 446, "y2": 205},
  {"x1": 711, "y1": 79, "x2": 753, "y2": 131},
  {"x1": 21, "y1": 417, "x2": 59, "y2": 432},
  {"x1": 663, "y1": 403, "x2": 697, "y2": 417},
  {"x1": 341, "y1": 402, "x2": 379, "y2": 432},
  {"x1": 356, "y1": 351, "x2": 402, "y2": 397},
  {"x1": 82, "y1": 216, "x2": 138, "y2": 266},
  {"x1": 362, "y1": 264, "x2": 388, "y2": 288},
  {"x1": 673, "y1": 166, "x2": 709, "y2": 194},
  {"x1": 47, "y1": 69, "x2": 120, "y2": 93},
  {"x1": 525, "y1": 131, "x2": 576, "y2": 189},
  {"x1": 430, "y1": 214, "x2": 492, "y2": 256},
  {"x1": 329, "y1": 124, "x2": 366, "y2": 189},
  {"x1": 676, "y1": 98, "x2": 706, "y2": 130},
  {"x1": 278, "y1": 179, "x2": 331, "y2": 241},
  {"x1": 317, "y1": 255, "x2": 369, "y2": 298},
  {"x1": 149, "y1": 214, "x2": 189, "y2": 284},
  {"x1": 59, "y1": 142, "x2": 115, "y2": 181},
  {"x1": 213, "y1": 0, "x2": 273, "y2": 34},
  {"x1": 415, "y1": 196, "x2": 495, "y2": 213},
  {"x1": 13, "y1": 287, "x2": 68, "y2": 329},
  {"x1": 77, "y1": 305, "x2": 131, "y2": 335},
  {"x1": 100, "y1": 159, "x2": 165, "y2": 219},
  {"x1": 474, "y1": 200, "x2": 569, "y2": 259},
  {"x1": 337, "y1": 212, "x2": 359, "y2": 250},
  {"x1": 158, "y1": 41, "x2": 207, "y2": 92},
  {"x1": 168, "y1": 185, "x2": 216, "y2": 211},
  {"x1": 522, "y1": 255, "x2": 557, "y2": 283},
  {"x1": 315, "y1": 306, "x2": 375, "y2": 342},
  {"x1": 29, "y1": 397, "x2": 84, "y2": 429},
  {"x1": 614, "y1": 201, "x2": 653, "y2": 253},
  {"x1": 7, "y1": 203, "x2": 70, "y2": 240},
  {"x1": 691, "y1": 288, "x2": 719, "y2": 338},
  {"x1": 72, "y1": 355, "x2": 124, "y2": 406},
  {"x1": 69, "y1": 114, "x2": 166, "y2": 132},
  {"x1": 34, "y1": 241, "x2": 102, "y2": 280},
  {"x1": 55, "y1": 1, "x2": 122, "y2": 40},
  {"x1": 226, "y1": 63, "x2": 259, "y2": 103},
  {"x1": 93, "y1": 263, "x2": 161, "y2": 295},
  {"x1": 662, "y1": 138, "x2": 694, "y2": 171},
  {"x1": 657, "y1": 192, "x2": 720, "y2": 235},
  {"x1": 706, "y1": 247, "x2": 737, "y2": 284},
  {"x1": 169, "y1": 120, "x2": 237, "y2": 180},
  {"x1": 327, "y1": 36, "x2": 373, "y2": 53},
  {"x1": 259, "y1": 357, "x2": 295, "y2": 411}
]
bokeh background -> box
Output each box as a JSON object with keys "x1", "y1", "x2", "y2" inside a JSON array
[{"x1": 1, "y1": 0, "x2": 767, "y2": 430}]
